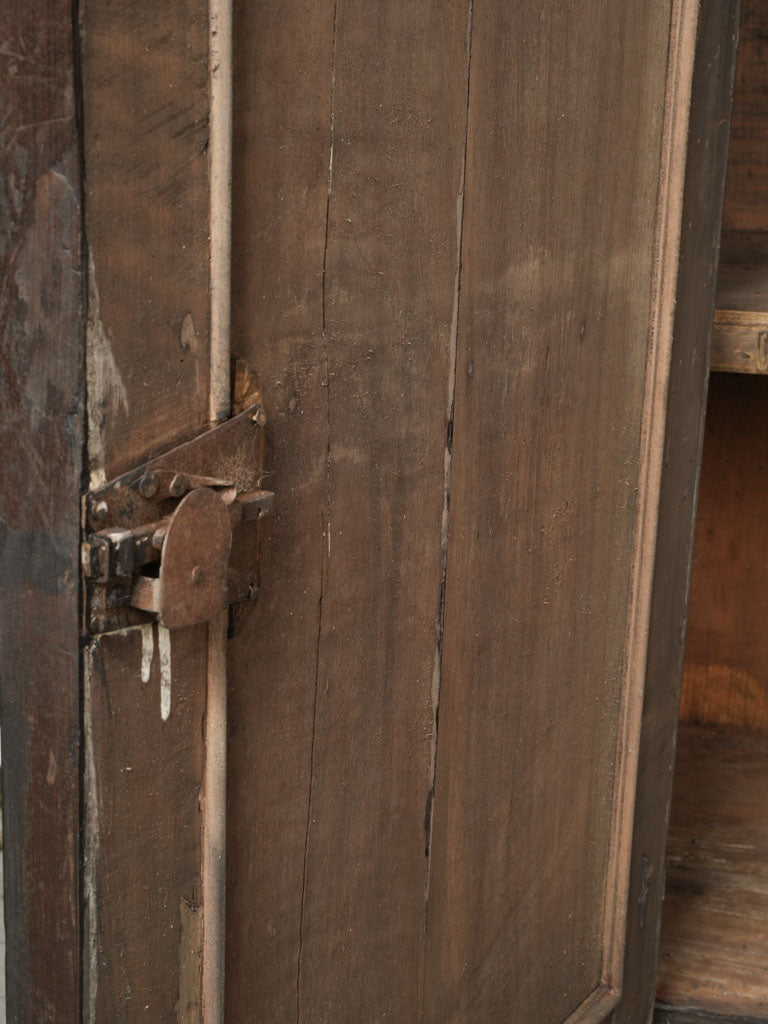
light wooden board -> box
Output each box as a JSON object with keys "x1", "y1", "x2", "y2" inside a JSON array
[
  {"x1": 712, "y1": 264, "x2": 768, "y2": 374},
  {"x1": 682, "y1": 374, "x2": 768, "y2": 733},
  {"x1": 657, "y1": 724, "x2": 768, "y2": 1019}
]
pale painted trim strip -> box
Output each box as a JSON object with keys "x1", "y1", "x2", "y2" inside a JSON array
[{"x1": 208, "y1": 0, "x2": 233, "y2": 423}]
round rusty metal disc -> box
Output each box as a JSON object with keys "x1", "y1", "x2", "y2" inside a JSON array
[{"x1": 158, "y1": 487, "x2": 232, "y2": 629}]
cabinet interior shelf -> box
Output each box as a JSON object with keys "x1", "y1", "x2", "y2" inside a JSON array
[
  {"x1": 712, "y1": 263, "x2": 768, "y2": 374},
  {"x1": 656, "y1": 722, "x2": 768, "y2": 1021}
]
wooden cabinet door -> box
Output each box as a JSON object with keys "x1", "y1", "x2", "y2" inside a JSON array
[{"x1": 1, "y1": 1, "x2": 738, "y2": 1022}]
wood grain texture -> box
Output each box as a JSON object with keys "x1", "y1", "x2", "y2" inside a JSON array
[
  {"x1": 680, "y1": 374, "x2": 768, "y2": 733},
  {"x1": 657, "y1": 725, "x2": 768, "y2": 1019},
  {"x1": 81, "y1": 0, "x2": 211, "y2": 484},
  {"x1": 227, "y1": 0, "x2": 472, "y2": 1018},
  {"x1": 423, "y1": 3, "x2": 686, "y2": 1020},
  {"x1": 225, "y1": 0, "x2": 335, "y2": 1017},
  {"x1": 298, "y1": 1, "x2": 470, "y2": 1014},
  {"x1": 0, "y1": 1, "x2": 83, "y2": 1020},
  {"x1": 655, "y1": 1009, "x2": 768, "y2": 1024},
  {"x1": 612, "y1": 3, "x2": 741, "y2": 1021},
  {"x1": 79, "y1": 2, "x2": 216, "y2": 1017},
  {"x1": 84, "y1": 627, "x2": 206, "y2": 1023},
  {"x1": 721, "y1": 0, "x2": 768, "y2": 239},
  {"x1": 712, "y1": 264, "x2": 768, "y2": 374}
]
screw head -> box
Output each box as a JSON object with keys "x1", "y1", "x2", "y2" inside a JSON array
[
  {"x1": 93, "y1": 500, "x2": 109, "y2": 522},
  {"x1": 191, "y1": 565, "x2": 205, "y2": 585},
  {"x1": 137, "y1": 471, "x2": 159, "y2": 499},
  {"x1": 252, "y1": 405, "x2": 267, "y2": 428}
]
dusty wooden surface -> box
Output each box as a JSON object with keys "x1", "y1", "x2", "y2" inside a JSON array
[
  {"x1": 81, "y1": 0, "x2": 211, "y2": 485},
  {"x1": 227, "y1": 0, "x2": 468, "y2": 1017},
  {"x1": 422, "y1": 1, "x2": 688, "y2": 1019},
  {"x1": 612, "y1": 2, "x2": 741, "y2": 1021},
  {"x1": 655, "y1": 1009, "x2": 768, "y2": 1024},
  {"x1": 225, "y1": 0, "x2": 334, "y2": 1016},
  {"x1": 720, "y1": 0, "x2": 768, "y2": 264},
  {"x1": 0, "y1": 1, "x2": 83, "y2": 1020},
  {"x1": 80, "y1": 1, "x2": 213, "y2": 1018},
  {"x1": 84, "y1": 629, "x2": 207, "y2": 1022},
  {"x1": 712, "y1": 264, "x2": 768, "y2": 374},
  {"x1": 657, "y1": 724, "x2": 768, "y2": 1019},
  {"x1": 681, "y1": 375, "x2": 768, "y2": 732}
]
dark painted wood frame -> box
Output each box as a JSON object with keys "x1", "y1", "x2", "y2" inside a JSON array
[{"x1": 0, "y1": 1, "x2": 83, "y2": 1021}]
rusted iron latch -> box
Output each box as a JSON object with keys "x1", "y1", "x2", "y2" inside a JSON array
[{"x1": 81, "y1": 402, "x2": 273, "y2": 636}]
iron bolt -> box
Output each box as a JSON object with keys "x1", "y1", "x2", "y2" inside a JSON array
[
  {"x1": 169, "y1": 473, "x2": 189, "y2": 498},
  {"x1": 252, "y1": 404, "x2": 267, "y2": 428},
  {"x1": 191, "y1": 565, "x2": 205, "y2": 585},
  {"x1": 93, "y1": 500, "x2": 109, "y2": 522},
  {"x1": 137, "y1": 471, "x2": 159, "y2": 499}
]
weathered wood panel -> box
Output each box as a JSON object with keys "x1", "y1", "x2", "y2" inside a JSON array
[
  {"x1": 721, "y1": 0, "x2": 768, "y2": 242},
  {"x1": 297, "y1": 2, "x2": 470, "y2": 1016},
  {"x1": 612, "y1": 3, "x2": 741, "y2": 1020},
  {"x1": 81, "y1": 0, "x2": 211, "y2": 484},
  {"x1": 0, "y1": 1, "x2": 83, "y2": 1020},
  {"x1": 227, "y1": 0, "x2": 470, "y2": 1017},
  {"x1": 711, "y1": 264, "x2": 768, "y2": 375},
  {"x1": 225, "y1": 0, "x2": 334, "y2": 1016},
  {"x1": 84, "y1": 628, "x2": 207, "y2": 1023},
  {"x1": 424, "y1": 3, "x2": 691, "y2": 1020},
  {"x1": 680, "y1": 374, "x2": 768, "y2": 733},
  {"x1": 80, "y1": 2, "x2": 214, "y2": 1018},
  {"x1": 657, "y1": 725, "x2": 768, "y2": 1019}
]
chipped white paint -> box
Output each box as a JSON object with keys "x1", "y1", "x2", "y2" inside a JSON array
[
  {"x1": 140, "y1": 623, "x2": 154, "y2": 683},
  {"x1": 86, "y1": 251, "x2": 129, "y2": 490},
  {"x1": 158, "y1": 625, "x2": 172, "y2": 721}
]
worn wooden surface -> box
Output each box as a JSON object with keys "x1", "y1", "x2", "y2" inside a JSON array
[
  {"x1": 423, "y1": 2, "x2": 691, "y2": 1020},
  {"x1": 720, "y1": 0, "x2": 768, "y2": 264},
  {"x1": 0, "y1": 1, "x2": 83, "y2": 1020},
  {"x1": 80, "y1": 2, "x2": 213, "y2": 1018},
  {"x1": 227, "y1": 0, "x2": 468, "y2": 1017},
  {"x1": 680, "y1": 375, "x2": 768, "y2": 732},
  {"x1": 225, "y1": 0, "x2": 334, "y2": 1017},
  {"x1": 612, "y1": 3, "x2": 742, "y2": 1021},
  {"x1": 655, "y1": 1009, "x2": 768, "y2": 1024},
  {"x1": 712, "y1": 264, "x2": 768, "y2": 373},
  {"x1": 657, "y1": 724, "x2": 768, "y2": 1020},
  {"x1": 84, "y1": 628, "x2": 207, "y2": 1022},
  {"x1": 81, "y1": 0, "x2": 211, "y2": 485}
]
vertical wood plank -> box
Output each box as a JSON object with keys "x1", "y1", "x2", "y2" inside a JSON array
[
  {"x1": 80, "y1": 2, "x2": 214, "y2": 1018},
  {"x1": 81, "y1": 0, "x2": 211, "y2": 484},
  {"x1": 84, "y1": 628, "x2": 207, "y2": 1023},
  {"x1": 0, "y1": 2, "x2": 83, "y2": 1020},
  {"x1": 612, "y1": 3, "x2": 741, "y2": 1019},
  {"x1": 424, "y1": 3, "x2": 680, "y2": 1020},
  {"x1": 226, "y1": 0, "x2": 470, "y2": 1018},
  {"x1": 224, "y1": 0, "x2": 335, "y2": 1017},
  {"x1": 296, "y1": 3, "x2": 470, "y2": 1017},
  {"x1": 296, "y1": 2, "x2": 468, "y2": 1015}
]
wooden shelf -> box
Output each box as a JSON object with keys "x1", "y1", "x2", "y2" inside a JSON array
[
  {"x1": 656, "y1": 723, "x2": 768, "y2": 1021},
  {"x1": 712, "y1": 263, "x2": 768, "y2": 373}
]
